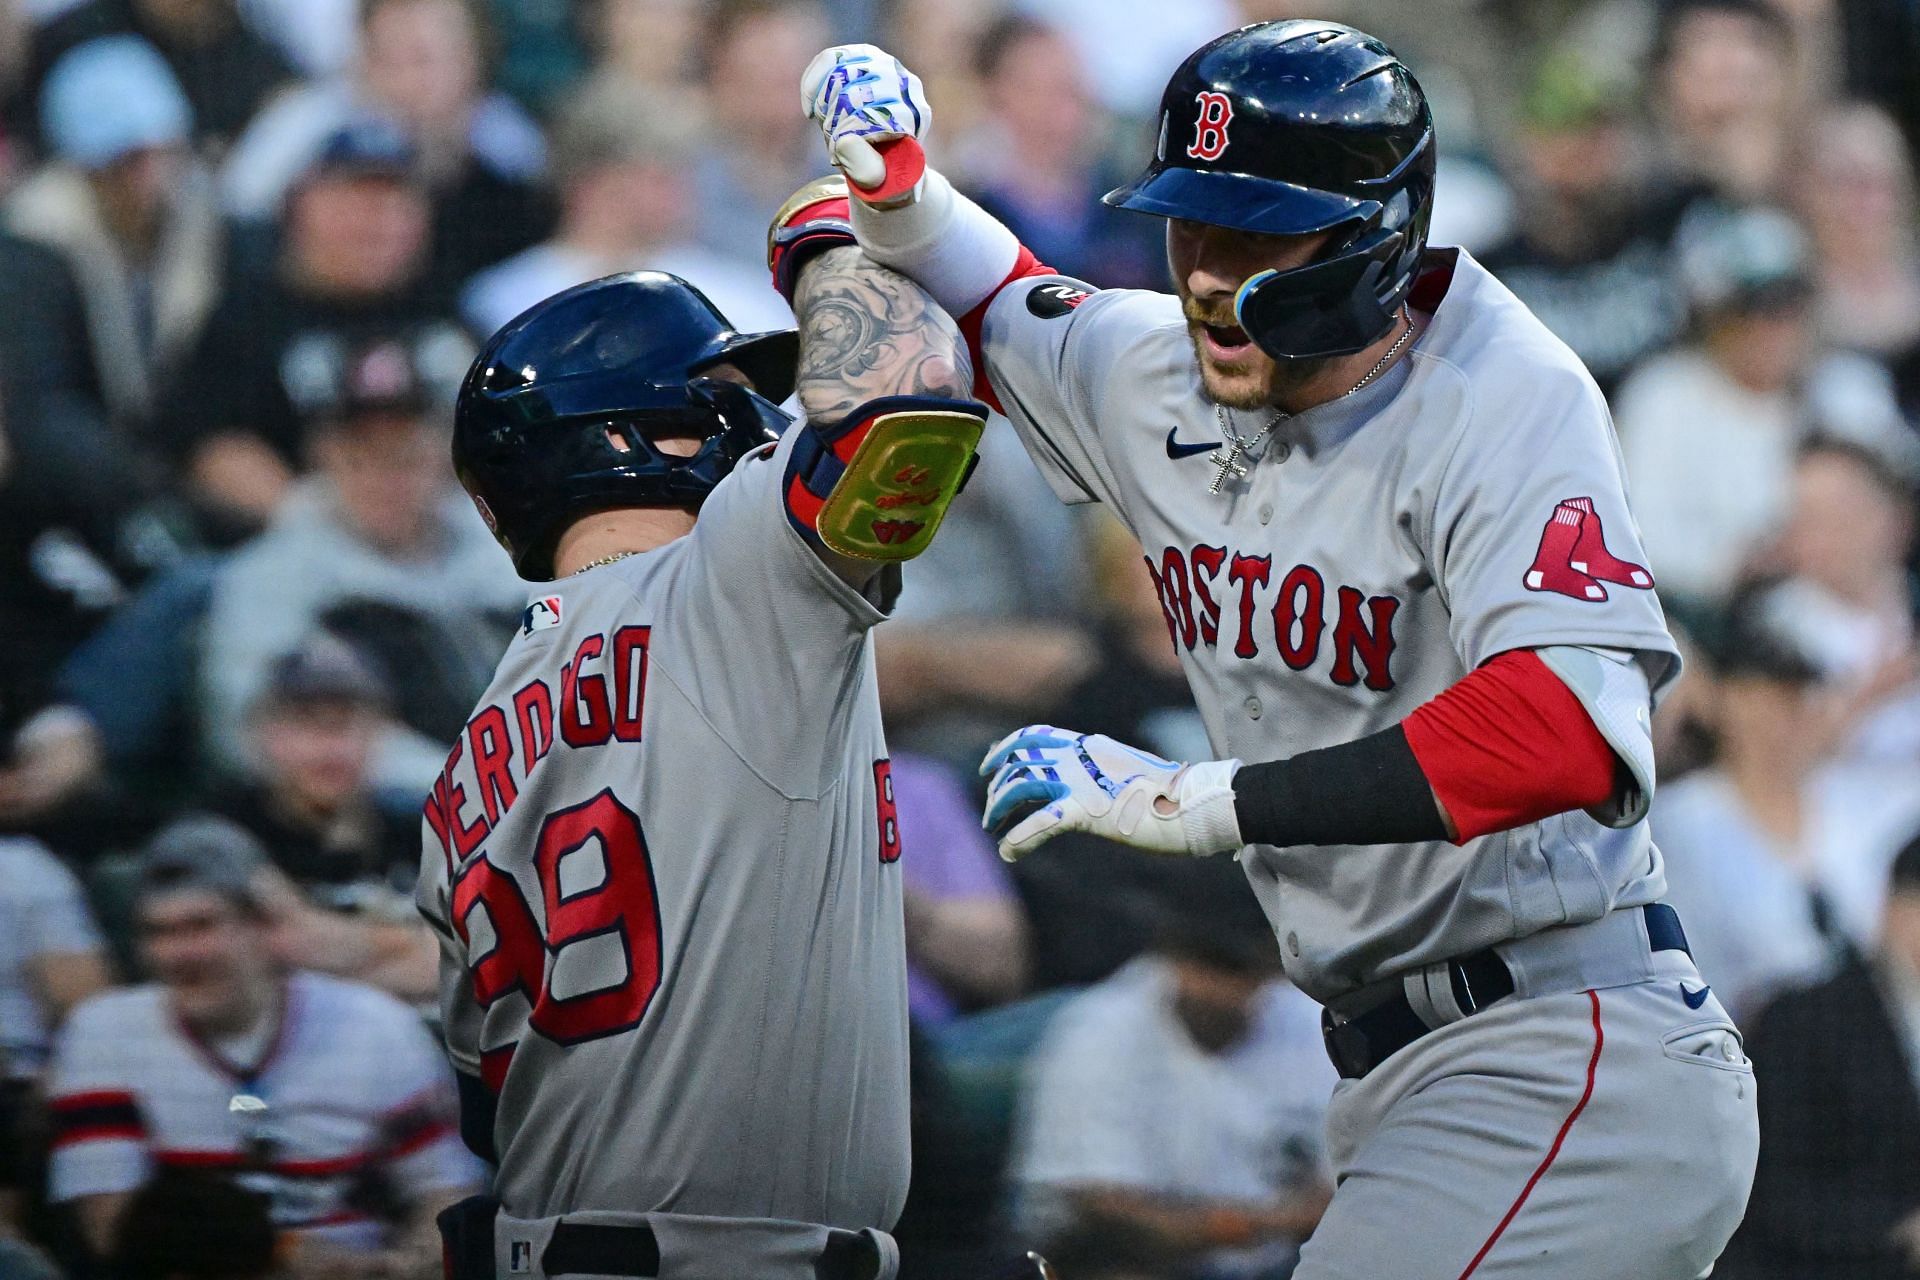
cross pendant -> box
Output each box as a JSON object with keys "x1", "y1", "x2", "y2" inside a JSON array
[{"x1": 1208, "y1": 442, "x2": 1249, "y2": 494}]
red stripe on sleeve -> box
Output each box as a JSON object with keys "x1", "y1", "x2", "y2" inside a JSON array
[
  {"x1": 50, "y1": 1090, "x2": 137, "y2": 1112},
  {"x1": 387, "y1": 1120, "x2": 456, "y2": 1160},
  {"x1": 52, "y1": 1123, "x2": 143, "y2": 1149},
  {"x1": 1402, "y1": 650, "x2": 1619, "y2": 843},
  {"x1": 956, "y1": 245, "x2": 1054, "y2": 412}
]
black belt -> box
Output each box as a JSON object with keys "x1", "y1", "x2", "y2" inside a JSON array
[
  {"x1": 544, "y1": 1221, "x2": 882, "y2": 1280},
  {"x1": 1321, "y1": 903, "x2": 1692, "y2": 1081}
]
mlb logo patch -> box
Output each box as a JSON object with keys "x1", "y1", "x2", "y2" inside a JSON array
[
  {"x1": 509, "y1": 1239, "x2": 532, "y2": 1273},
  {"x1": 522, "y1": 595, "x2": 563, "y2": 635}
]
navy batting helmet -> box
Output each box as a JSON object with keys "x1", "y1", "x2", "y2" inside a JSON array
[
  {"x1": 1104, "y1": 20, "x2": 1435, "y2": 360},
  {"x1": 453, "y1": 272, "x2": 796, "y2": 580}
]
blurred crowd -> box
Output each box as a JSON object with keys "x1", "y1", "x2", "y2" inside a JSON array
[{"x1": 0, "y1": 0, "x2": 1917, "y2": 1277}]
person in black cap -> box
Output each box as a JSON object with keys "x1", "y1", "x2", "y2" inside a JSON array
[
  {"x1": 201, "y1": 634, "x2": 419, "y2": 911},
  {"x1": 195, "y1": 331, "x2": 521, "y2": 799},
  {"x1": 160, "y1": 118, "x2": 473, "y2": 535}
]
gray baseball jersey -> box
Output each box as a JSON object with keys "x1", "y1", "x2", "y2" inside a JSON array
[
  {"x1": 415, "y1": 427, "x2": 911, "y2": 1228},
  {"x1": 977, "y1": 248, "x2": 1680, "y2": 1005}
]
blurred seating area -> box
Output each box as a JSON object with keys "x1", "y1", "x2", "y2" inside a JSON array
[{"x1": 0, "y1": 0, "x2": 1917, "y2": 1277}]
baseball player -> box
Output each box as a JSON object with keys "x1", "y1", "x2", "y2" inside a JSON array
[
  {"x1": 783, "y1": 22, "x2": 1759, "y2": 1280},
  {"x1": 418, "y1": 260, "x2": 991, "y2": 1280}
]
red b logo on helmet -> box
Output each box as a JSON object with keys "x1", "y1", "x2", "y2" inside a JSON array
[{"x1": 1187, "y1": 91, "x2": 1233, "y2": 161}]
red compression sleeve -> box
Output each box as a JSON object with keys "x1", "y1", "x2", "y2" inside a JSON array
[
  {"x1": 956, "y1": 245, "x2": 1053, "y2": 411},
  {"x1": 1401, "y1": 650, "x2": 1619, "y2": 843}
]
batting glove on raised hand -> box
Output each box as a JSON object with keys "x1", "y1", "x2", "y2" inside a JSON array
[
  {"x1": 800, "y1": 43, "x2": 930, "y2": 202},
  {"x1": 980, "y1": 725, "x2": 1244, "y2": 863}
]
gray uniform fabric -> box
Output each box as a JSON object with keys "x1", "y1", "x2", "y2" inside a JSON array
[
  {"x1": 980, "y1": 248, "x2": 1679, "y2": 1004},
  {"x1": 416, "y1": 429, "x2": 911, "y2": 1235},
  {"x1": 971, "y1": 246, "x2": 1755, "y2": 1278}
]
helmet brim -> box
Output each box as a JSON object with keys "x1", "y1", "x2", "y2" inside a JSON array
[
  {"x1": 1102, "y1": 165, "x2": 1377, "y2": 238},
  {"x1": 697, "y1": 328, "x2": 799, "y2": 405}
]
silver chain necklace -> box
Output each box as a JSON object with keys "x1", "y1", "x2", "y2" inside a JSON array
[
  {"x1": 569, "y1": 550, "x2": 642, "y2": 576},
  {"x1": 1206, "y1": 304, "x2": 1416, "y2": 495}
]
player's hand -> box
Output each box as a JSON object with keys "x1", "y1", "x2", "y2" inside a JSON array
[
  {"x1": 800, "y1": 43, "x2": 930, "y2": 202},
  {"x1": 979, "y1": 725, "x2": 1244, "y2": 862}
]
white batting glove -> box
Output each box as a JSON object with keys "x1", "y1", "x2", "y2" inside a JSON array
[
  {"x1": 800, "y1": 43, "x2": 931, "y2": 196},
  {"x1": 980, "y1": 725, "x2": 1245, "y2": 863}
]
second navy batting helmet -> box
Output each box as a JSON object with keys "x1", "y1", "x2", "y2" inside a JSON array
[
  {"x1": 1103, "y1": 20, "x2": 1436, "y2": 360},
  {"x1": 453, "y1": 272, "x2": 796, "y2": 580}
]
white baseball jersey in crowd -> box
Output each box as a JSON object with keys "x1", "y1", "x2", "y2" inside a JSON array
[{"x1": 47, "y1": 970, "x2": 476, "y2": 1250}]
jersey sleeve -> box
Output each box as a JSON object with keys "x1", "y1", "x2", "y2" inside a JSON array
[
  {"x1": 413, "y1": 843, "x2": 483, "y2": 1079},
  {"x1": 684, "y1": 428, "x2": 895, "y2": 635},
  {"x1": 1415, "y1": 358, "x2": 1679, "y2": 681},
  {"x1": 648, "y1": 427, "x2": 897, "y2": 795},
  {"x1": 4, "y1": 840, "x2": 103, "y2": 958},
  {"x1": 45, "y1": 997, "x2": 150, "y2": 1202},
  {"x1": 362, "y1": 996, "x2": 484, "y2": 1197},
  {"x1": 978, "y1": 282, "x2": 1180, "y2": 508}
]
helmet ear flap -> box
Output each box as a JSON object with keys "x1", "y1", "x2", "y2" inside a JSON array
[{"x1": 1233, "y1": 226, "x2": 1405, "y2": 360}]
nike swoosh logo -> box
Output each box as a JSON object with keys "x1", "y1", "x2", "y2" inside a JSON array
[
  {"x1": 1166, "y1": 427, "x2": 1223, "y2": 460},
  {"x1": 1680, "y1": 983, "x2": 1711, "y2": 1009}
]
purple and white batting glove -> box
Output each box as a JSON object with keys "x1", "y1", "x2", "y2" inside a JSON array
[
  {"x1": 979, "y1": 724, "x2": 1244, "y2": 863},
  {"x1": 800, "y1": 43, "x2": 930, "y2": 201}
]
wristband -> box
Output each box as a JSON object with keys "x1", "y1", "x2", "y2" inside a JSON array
[
  {"x1": 768, "y1": 175, "x2": 856, "y2": 303},
  {"x1": 1234, "y1": 725, "x2": 1446, "y2": 848}
]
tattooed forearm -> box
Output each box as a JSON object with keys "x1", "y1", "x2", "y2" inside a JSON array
[{"x1": 793, "y1": 246, "x2": 974, "y2": 420}]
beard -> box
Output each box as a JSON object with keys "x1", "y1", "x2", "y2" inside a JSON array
[{"x1": 1182, "y1": 302, "x2": 1331, "y2": 410}]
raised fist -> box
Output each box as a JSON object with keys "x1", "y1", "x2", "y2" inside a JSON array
[{"x1": 799, "y1": 43, "x2": 931, "y2": 202}]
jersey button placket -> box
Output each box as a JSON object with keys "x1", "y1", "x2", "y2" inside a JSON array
[{"x1": 1244, "y1": 695, "x2": 1262, "y2": 720}]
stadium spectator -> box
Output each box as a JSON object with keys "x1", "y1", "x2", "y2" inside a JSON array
[
  {"x1": 9, "y1": 36, "x2": 221, "y2": 429},
  {"x1": 44, "y1": 816, "x2": 477, "y2": 1271},
  {"x1": 0, "y1": 836, "x2": 110, "y2": 1232},
  {"x1": 1480, "y1": 48, "x2": 1689, "y2": 392},
  {"x1": 956, "y1": 15, "x2": 1161, "y2": 289},
  {"x1": 690, "y1": 0, "x2": 830, "y2": 266},
  {"x1": 1792, "y1": 101, "x2": 1920, "y2": 408},
  {"x1": 893, "y1": 753, "x2": 1030, "y2": 1025},
  {"x1": 1011, "y1": 903, "x2": 1333, "y2": 1280},
  {"x1": 583, "y1": 0, "x2": 707, "y2": 105},
  {"x1": 164, "y1": 119, "x2": 469, "y2": 530},
  {"x1": 0, "y1": 386, "x2": 170, "y2": 842},
  {"x1": 1615, "y1": 203, "x2": 1907, "y2": 611},
  {"x1": 1719, "y1": 828, "x2": 1920, "y2": 1280},
  {"x1": 1649, "y1": 0, "x2": 1801, "y2": 203},
  {"x1": 1756, "y1": 440, "x2": 1920, "y2": 764},
  {"x1": 202, "y1": 637, "x2": 420, "y2": 912},
  {"x1": 1652, "y1": 603, "x2": 1920, "y2": 1020},
  {"x1": 460, "y1": 76, "x2": 791, "y2": 340},
  {"x1": 29, "y1": 0, "x2": 297, "y2": 151},
  {"x1": 196, "y1": 333, "x2": 517, "y2": 796},
  {"x1": 221, "y1": 0, "x2": 551, "y2": 287}
]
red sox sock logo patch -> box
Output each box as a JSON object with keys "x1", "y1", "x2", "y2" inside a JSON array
[
  {"x1": 1523, "y1": 497, "x2": 1653, "y2": 601},
  {"x1": 1188, "y1": 91, "x2": 1233, "y2": 160}
]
